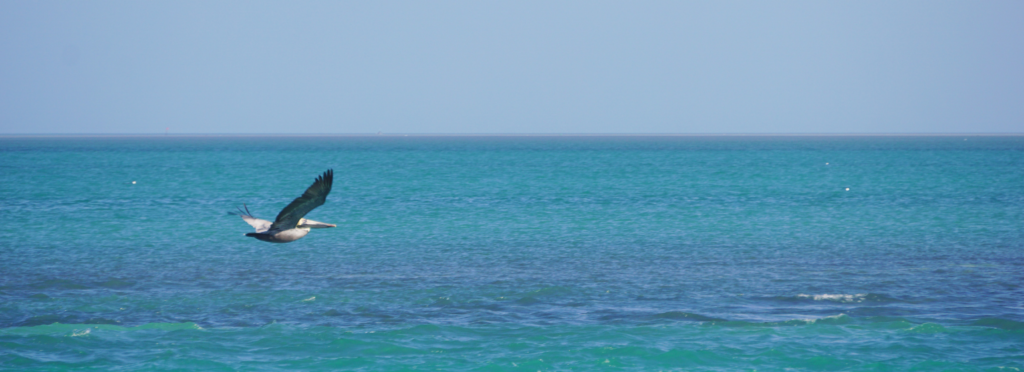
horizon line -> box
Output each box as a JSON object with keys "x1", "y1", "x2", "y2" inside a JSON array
[{"x1": 2, "y1": 132, "x2": 1024, "y2": 138}]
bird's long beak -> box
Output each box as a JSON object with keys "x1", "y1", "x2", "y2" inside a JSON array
[{"x1": 299, "y1": 219, "x2": 336, "y2": 229}]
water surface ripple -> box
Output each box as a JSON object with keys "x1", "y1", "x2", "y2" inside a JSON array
[{"x1": 1, "y1": 136, "x2": 1022, "y2": 370}]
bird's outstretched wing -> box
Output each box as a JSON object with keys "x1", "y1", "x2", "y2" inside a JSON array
[
  {"x1": 271, "y1": 169, "x2": 333, "y2": 231},
  {"x1": 232, "y1": 204, "x2": 273, "y2": 233}
]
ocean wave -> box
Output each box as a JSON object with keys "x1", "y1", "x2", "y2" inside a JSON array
[
  {"x1": 513, "y1": 286, "x2": 574, "y2": 305},
  {"x1": 26, "y1": 279, "x2": 90, "y2": 290},
  {"x1": 15, "y1": 314, "x2": 77, "y2": 327},
  {"x1": 650, "y1": 311, "x2": 725, "y2": 322},
  {"x1": 905, "y1": 323, "x2": 948, "y2": 333},
  {"x1": 644, "y1": 313, "x2": 857, "y2": 327},
  {"x1": 16, "y1": 278, "x2": 137, "y2": 291},
  {"x1": 0, "y1": 322, "x2": 203, "y2": 336},
  {"x1": 798, "y1": 293, "x2": 867, "y2": 302},
  {"x1": 706, "y1": 314, "x2": 853, "y2": 327},
  {"x1": 13, "y1": 314, "x2": 125, "y2": 327},
  {"x1": 803, "y1": 313, "x2": 852, "y2": 324},
  {"x1": 972, "y1": 318, "x2": 1024, "y2": 331},
  {"x1": 784, "y1": 293, "x2": 899, "y2": 303},
  {"x1": 322, "y1": 309, "x2": 347, "y2": 317}
]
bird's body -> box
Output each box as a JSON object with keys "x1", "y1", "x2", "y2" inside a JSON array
[
  {"x1": 249, "y1": 225, "x2": 308, "y2": 243},
  {"x1": 234, "y1": 170, "x2": 336, "y2": 243}
]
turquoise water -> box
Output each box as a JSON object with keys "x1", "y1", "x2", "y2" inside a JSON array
[{"x1": 1, "y1": 136, "x2": 1022, "y2": 370}]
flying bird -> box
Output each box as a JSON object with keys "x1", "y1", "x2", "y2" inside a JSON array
[{"x1": 234, "y1": 169, "x2": 336, "y2": 243}]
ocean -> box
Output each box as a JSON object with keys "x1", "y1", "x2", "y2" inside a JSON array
[{"x1": 1, "y1": 135, "x2": 1022, "y2": 370}]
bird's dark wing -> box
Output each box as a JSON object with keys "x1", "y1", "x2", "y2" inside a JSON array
[{"x1": 270, "y1": 169, "x2": 333, "y2": 231}]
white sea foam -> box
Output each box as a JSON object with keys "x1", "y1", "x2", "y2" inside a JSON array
[
  {"x1": 813, "y1": 313, "x2": 847, "y2": 322},
  {"x1": 71, "y1": 328, "x2": 91, "y2": 337},
  {"x1": 797, "y1": 294, "x2": 868, "y2": 303},
  {"x1": 302, "y1": 296, "x2": 316, "y2": 302},
  {"x1": 800, "y1": 313, "x2": 850, "y2": 324}
]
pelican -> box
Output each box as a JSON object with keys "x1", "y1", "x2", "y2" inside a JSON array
[{"x1": 234, "y1": 169, "x2": 336, "y2": 243}]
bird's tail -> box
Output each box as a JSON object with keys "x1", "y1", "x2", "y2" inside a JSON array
[{"x1": 230, "y1": 204, "x2": 255, "y2": 217}]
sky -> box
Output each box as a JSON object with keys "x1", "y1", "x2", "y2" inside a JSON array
[{"x1": 1, "y1": 1, "x2": 1022, "y2": 134}]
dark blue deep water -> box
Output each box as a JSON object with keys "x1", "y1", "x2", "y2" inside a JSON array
[{"x1": 1, "y1": 136, "x2": 1022, "y2": 370}]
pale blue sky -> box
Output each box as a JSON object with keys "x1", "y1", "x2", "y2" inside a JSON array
[{"x1": 1, "y1": 1, "x2": 1022, "y2": 134}]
